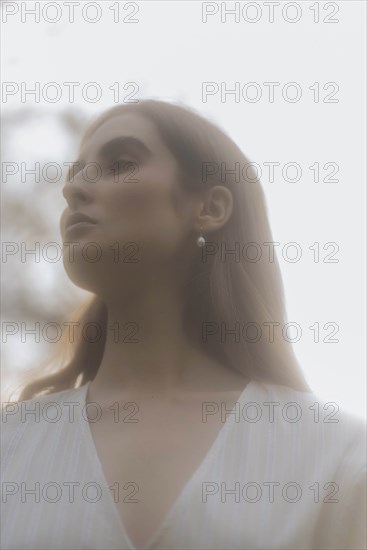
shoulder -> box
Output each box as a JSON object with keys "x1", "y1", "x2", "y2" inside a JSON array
[
  {"x1": 253, "y1": 379, "x2": 366, "y2": 432},
  {"x1": 0, "y1": 384, "x2": 88, "y2": 453},
  {"x1": 245, "y1": 380, "x2": 366, "y2": 475}
]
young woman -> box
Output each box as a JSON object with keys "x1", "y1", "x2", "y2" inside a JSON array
[{"x1": 1, "y1": 100, "x2": 365, "y2": 550}]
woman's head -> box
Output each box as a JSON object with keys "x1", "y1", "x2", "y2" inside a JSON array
[
  {"x1": 60, "y1": 102, "x2": 234, "y2": 302},
  {"x1": 17, "y1": 99, "x2": 310, "y2": 401}
]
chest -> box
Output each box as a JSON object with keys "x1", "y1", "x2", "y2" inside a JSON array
[{"x1": 87, "y1": 400, "x2": 229, "y2": 548}]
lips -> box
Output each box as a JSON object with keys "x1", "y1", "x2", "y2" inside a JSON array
[{"x1": 65, "y1": 212, "x2": 97, "y2": 231}]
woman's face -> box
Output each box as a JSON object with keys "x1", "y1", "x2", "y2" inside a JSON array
[{"x1": 60, "y1": 112, "x2": 198, "y2": 293}]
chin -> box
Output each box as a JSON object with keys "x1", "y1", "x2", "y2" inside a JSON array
[{"x1": 63, "y1": 260, "x2": 103, "y2": 292}]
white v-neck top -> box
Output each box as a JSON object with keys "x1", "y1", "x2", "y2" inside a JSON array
[{"x1": 1, "y1": 379, "x2": 366, "y2": 550}]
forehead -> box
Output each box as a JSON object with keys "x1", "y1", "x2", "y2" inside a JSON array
[{"x1": 80, "y1": 112, "x2": 167, "y2": 158}]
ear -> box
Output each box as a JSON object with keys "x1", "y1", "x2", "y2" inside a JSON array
[{"x1": 195, "y1": 186, "x2": 234, "y2": 233}]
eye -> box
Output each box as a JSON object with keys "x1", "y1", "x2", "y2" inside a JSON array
[{"x1": 107, "y1": 159, "x2": 136, "y2": 175}]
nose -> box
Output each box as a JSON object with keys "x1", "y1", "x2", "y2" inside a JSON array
[{"x1": 62, "y1": 168, "x2": 93, "y2": 210}]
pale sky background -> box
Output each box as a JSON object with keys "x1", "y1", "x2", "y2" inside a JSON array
[{"x1": 1, "y1": 1, "x2": 366, "y2": 418}]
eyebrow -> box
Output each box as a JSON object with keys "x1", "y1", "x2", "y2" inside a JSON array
[{"x1": 76, "y1": 136, "x2": 153, "y2": 166}]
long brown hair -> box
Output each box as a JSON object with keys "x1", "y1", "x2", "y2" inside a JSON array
[{"x1": 15, "y1": 99, "x2": 310, "y2": 401}]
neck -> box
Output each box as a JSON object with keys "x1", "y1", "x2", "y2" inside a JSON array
[{"x1": 88, "y1": 278, "x2": 248, "y2": 404}]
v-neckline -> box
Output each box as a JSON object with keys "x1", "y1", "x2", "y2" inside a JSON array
[{"x1": 79, "y1": 379, "x2": 256, "y2": 549}]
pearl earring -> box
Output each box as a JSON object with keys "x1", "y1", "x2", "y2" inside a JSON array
[{"x1": 197, "y1": 226, "x2": 206, "y2": 247}]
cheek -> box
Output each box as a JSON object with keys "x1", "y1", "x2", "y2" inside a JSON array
[
  {"x1": 105, "y1": 170, "x2": 178, "y2": 226},
  {"x1": 101, "y1": 178, "x2": 187, "y2": 257}
]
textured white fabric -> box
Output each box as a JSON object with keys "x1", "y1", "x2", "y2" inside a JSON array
[{"x1": 1, "y1": 379, "x2": 366, "y2": 549}]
